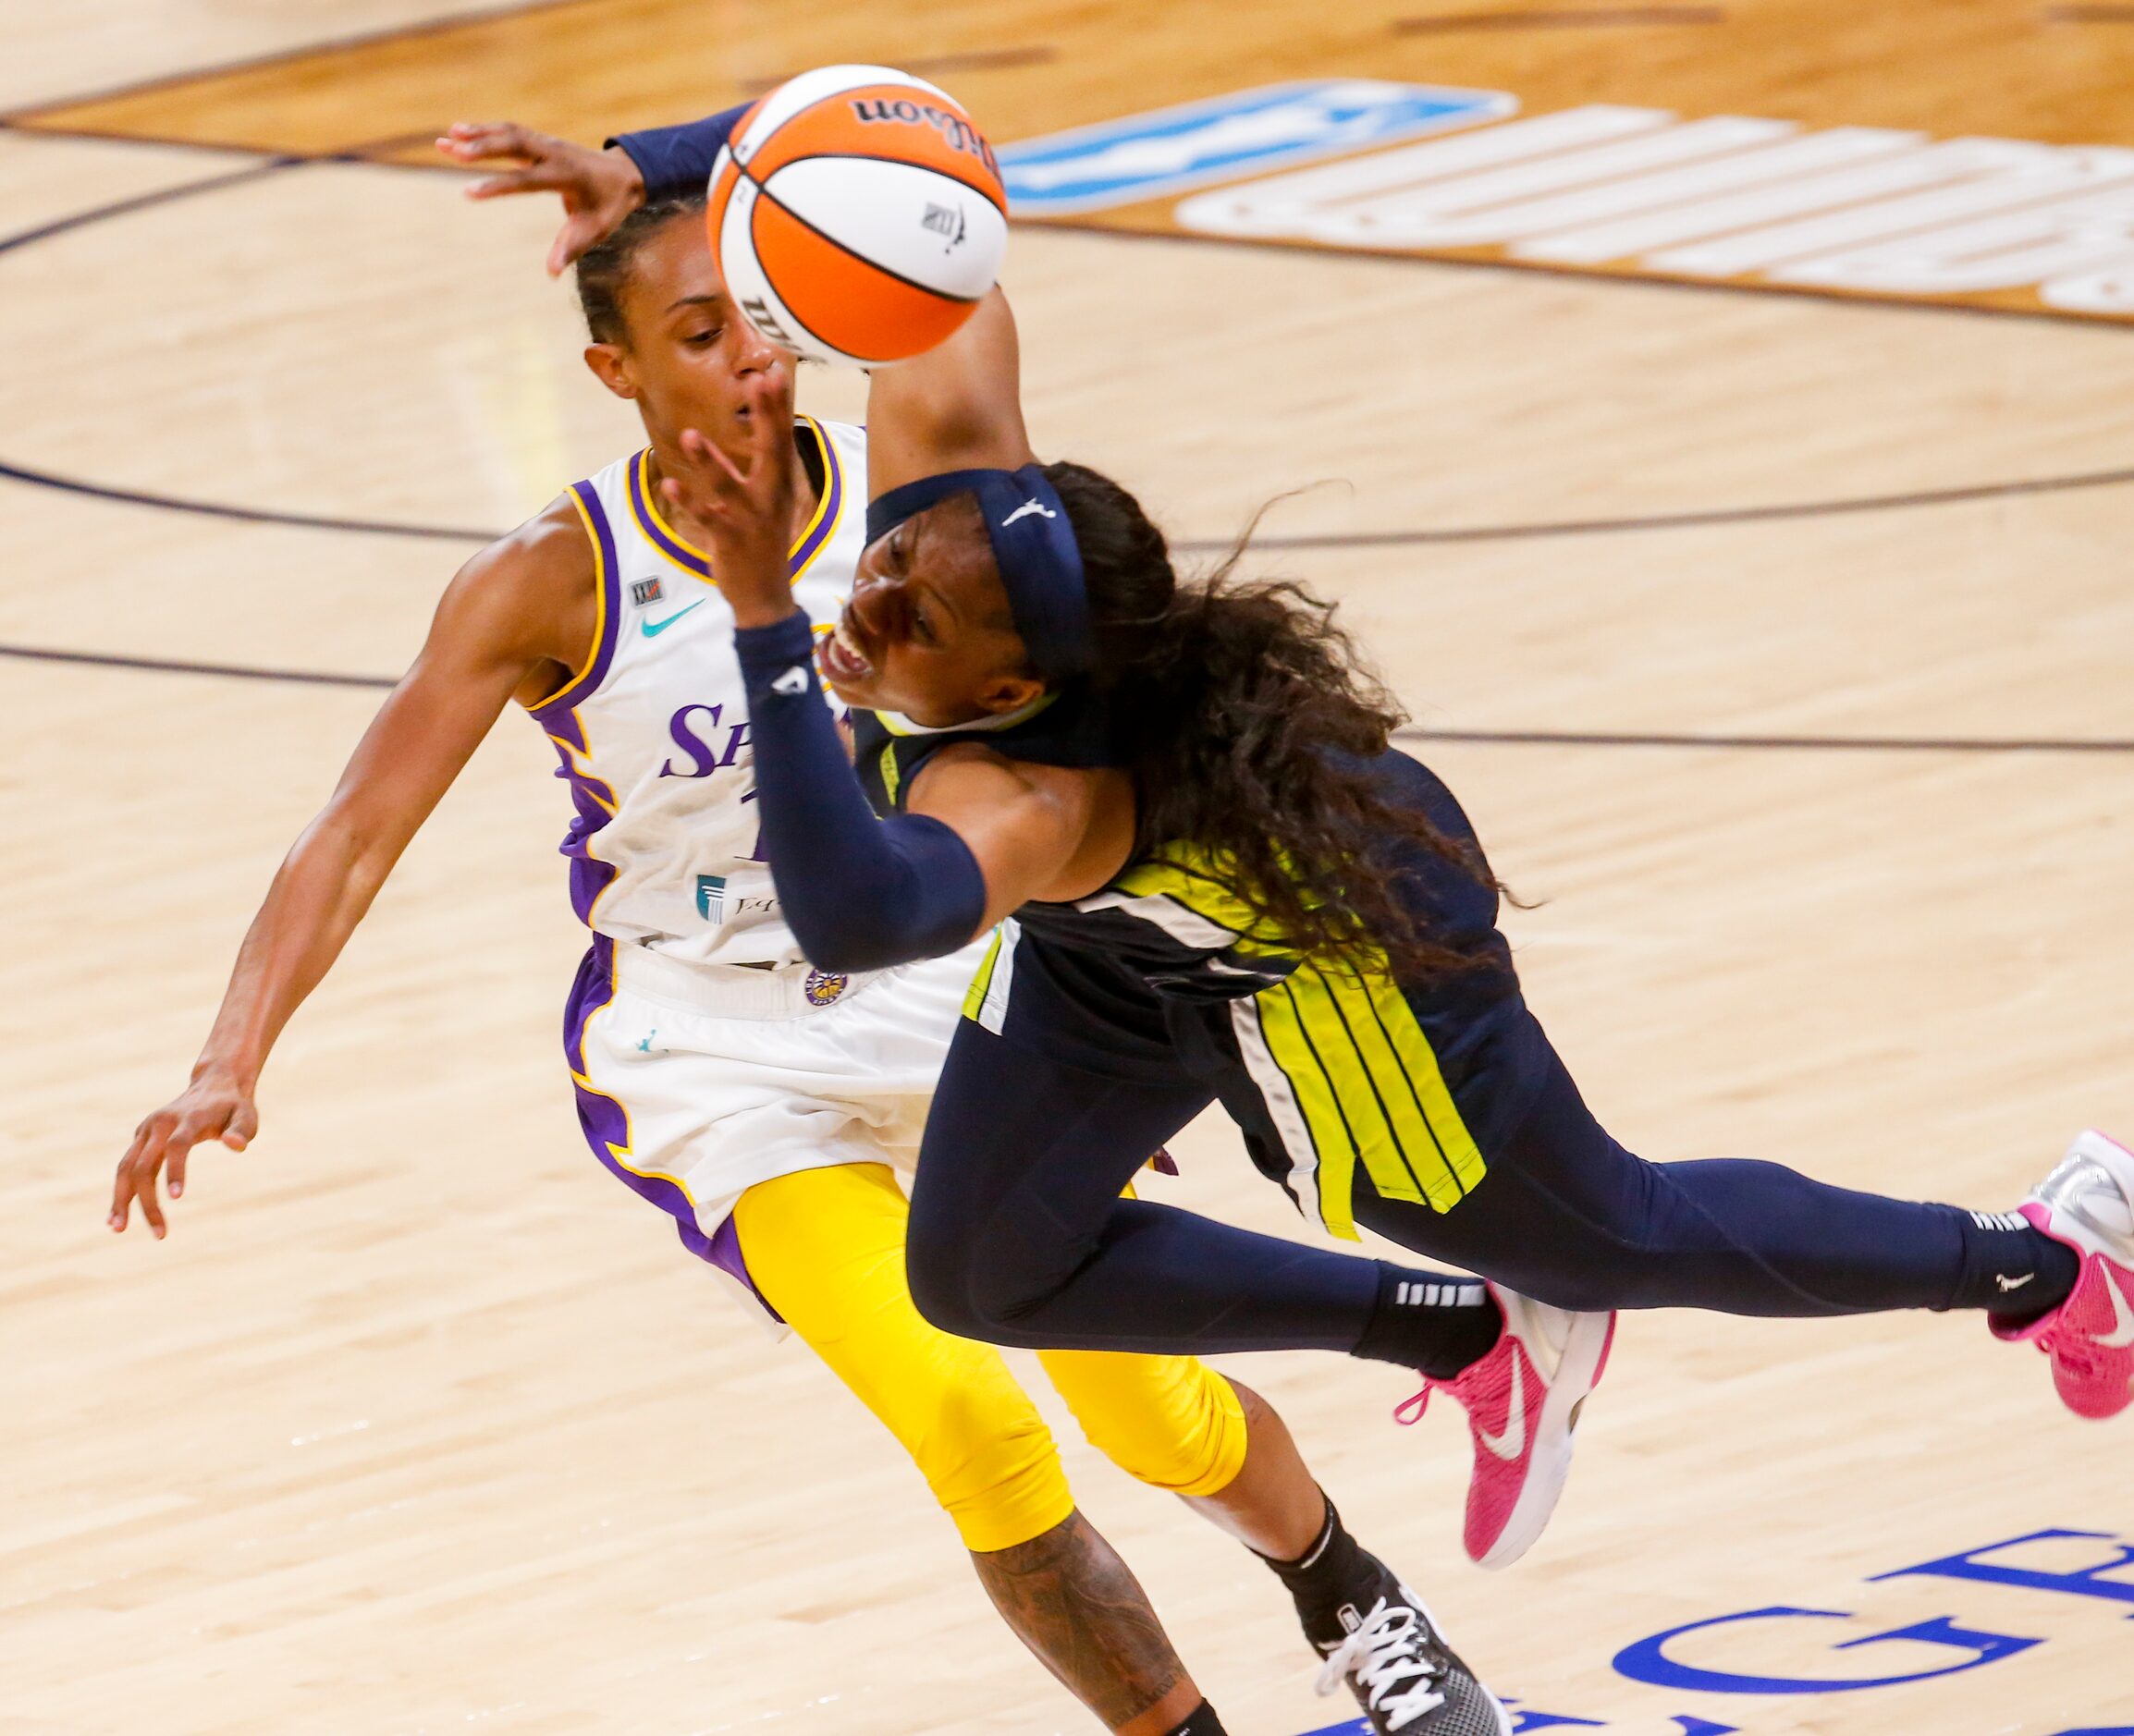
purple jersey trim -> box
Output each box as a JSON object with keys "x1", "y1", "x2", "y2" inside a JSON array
[
  {"x1": 530, "y1": 482, "x2": 625, "y2": 927},
  {"x1": 562, "y1": 938, "x2": 787, "y2": 1320},
  {"x1": 626, "y1": 420, "x2": 842, "y2": 581},
  {"x1": 531, "y1": 481, "x2": 622, "y2": 717}
]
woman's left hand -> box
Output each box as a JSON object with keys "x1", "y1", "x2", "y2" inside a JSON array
[{"x1": 661, "y1": 373, "x2": 802, "y2": 629}]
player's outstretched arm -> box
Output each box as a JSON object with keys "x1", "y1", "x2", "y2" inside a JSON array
[
  {"x1": 110, "y1": 511, "x2": 589, "y2": 1238},
  {"x1": 865, "y1": 288, "x2": 1034, "y2": 496},
  {"x1": 436, "y1": 122, "x2": 646, "y2": 276},
  {"x1": 656, "y1": 375, "x2": 1085, "y2": 972},
  {"x1": 437, "y1": 105, "x2": 750, "y2": 273}
]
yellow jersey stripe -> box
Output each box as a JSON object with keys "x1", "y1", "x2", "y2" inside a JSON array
[
  {"x1": 1287, "y1": 965, "x2": 1435, "y2": 1210},
  {"x1": 1255, "y1": 978, "x2": 1360, "y2": 1240},
  {"x1": 962, "y1": 927, "x2": 1006, "y2": 1021},
  {"x1": 1364, "y1": 970, "x2": 1487, "y2": 1203},
  {"x1": 1321, "y1": 962, "x2": 1472, "y2": 1206}
]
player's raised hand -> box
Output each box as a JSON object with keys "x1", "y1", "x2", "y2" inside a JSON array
[
  {"x1": 662, "y1": 372, "x2": 801, "y2": 627},
  {"x1": 435, "y1": 120, "x2": 645, "y2": 275},
  {"x1": 111, "y1": 1072, "x2": 258, "y2": 1239}
]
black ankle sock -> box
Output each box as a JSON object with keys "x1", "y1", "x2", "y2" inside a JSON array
[
  {"x1": 1158, "y1": 1701, "x2": 1225, "y2": 1736},
  {"x1": 1954, "y1": 1214, "x2": 2080, "y2": 1318},
  {"x1": 1256, "y1": 1493, "x2": 1366, "y2": 1619},
  {"x1": 1350, "y1": 1263, "x2": 1502, "y2": 1376}
]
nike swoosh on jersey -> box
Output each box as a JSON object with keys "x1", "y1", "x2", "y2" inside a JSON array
[
  {"x1": 2099, "y1": 1266, "x2": 2134, "y2": 1350},
  {"x1": 642, "y1": 601, "x2": 705, "y2": 637},
  {"x1": 1478, "y1": 1354, "x2": 1528, "y2": 1461}
]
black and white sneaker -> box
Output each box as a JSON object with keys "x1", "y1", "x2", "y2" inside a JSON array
[{"x1": 1305, "y1": 1564, "x2": 1510, "y2": 1736}]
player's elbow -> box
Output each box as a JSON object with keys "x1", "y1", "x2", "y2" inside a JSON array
[{"x1": 789, "y1": 913, "x2": 919, "y2": 976}]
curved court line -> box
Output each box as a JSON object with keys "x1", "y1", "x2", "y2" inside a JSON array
[
  {"x1": 6, "y1": 446, "x2": 2133, "y2": 553},
  {"x1": 0, "y1": 154, "x2": 298, "y2": 260},
  {"x1": 1392, "y1": 723, "x2": 2134, "y2": 753},
  {"x1": 3, "y1": 134, "x2": 2132, "y2": 552},
  {"x1": 2, "y1": 131, "x2": 2130, "y2": 760},
  {"x1": 0, "y1": 454, "x2": 497, "y2": 540},
  {"x1": 6, "y1": 640, "x2": 2128, "y2": 753},
  {"x1": 0, "y1": 642, "x2": 395, "y2": 688},
  {"x1": 1173, "y1": 463, "x2": 2134, "y2": 550}
]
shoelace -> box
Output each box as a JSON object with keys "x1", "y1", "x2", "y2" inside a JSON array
[
  {"x1": 1392, "y1": 1387, "x2": 1432, "y2": 1426},
  {"x1": 1313, "y1": 1596, "x2": 1448, "y2": 1731}
]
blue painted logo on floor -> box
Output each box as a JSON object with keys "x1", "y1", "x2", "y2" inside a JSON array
[
  {"x1": 1288, "y1": 1526, "x2": 2134, "y2": 1735},
  {"x1": 996, "y1": 79, "x2": 1515, "y2": 216}
]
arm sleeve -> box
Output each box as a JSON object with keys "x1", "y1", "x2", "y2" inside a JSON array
[
  {"x1": 732, "y1": 611, "x2": 988, "y2": 973},
  {"x1": 608, "y1": 104, "x2": 750, "y2": 202}
]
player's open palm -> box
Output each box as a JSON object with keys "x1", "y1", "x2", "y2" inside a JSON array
[
  {"x1": 111, "y1": 1074, "x2": 258, "y2": 1238},
  {"x1": 435, "y1": 120, "x2": 645, "y2": 275},
  {"x1": 665, "y1": 373, "x2": 799, "y2": 623}
]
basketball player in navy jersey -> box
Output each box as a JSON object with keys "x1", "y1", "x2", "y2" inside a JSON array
[{"x1": 603, "y1": 108, "x2": 2134, "y2": 1573}]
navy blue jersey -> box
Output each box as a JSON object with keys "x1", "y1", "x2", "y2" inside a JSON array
[{"x1": 852, "y1": 689, "x2": 1553, "y2": 1236}]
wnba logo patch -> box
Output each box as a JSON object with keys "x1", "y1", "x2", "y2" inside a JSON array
[{"x1": 803, "y1": 969, "x2": 850, "y2": 1006}]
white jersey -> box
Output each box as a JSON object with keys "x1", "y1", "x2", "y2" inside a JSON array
[{"x1": 528, "y1": 416, "x2": 865, "y2": 967}]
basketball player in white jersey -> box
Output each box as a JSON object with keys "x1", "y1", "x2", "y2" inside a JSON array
[{"x1": 107, "y1": 120, "x2": 1510, "y2": 1736}]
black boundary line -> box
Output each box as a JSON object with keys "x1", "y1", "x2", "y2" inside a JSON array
[
  {"x1": 6, "y1": 640, "x2": 2129, "y2": 754},
  {"x1": 1, "y1": 108, "x2": 2129, "y2": 757},
  {"x1": 0, "y1": 0, "x2": 594, "y2": 124},
  {"x1": 0, "y1": 642, "x2": 395, "y2": 689},
  {"x1": 1392, "y1": 723, "x2": 2134, "y2": 753},
  {"x1": 5, "y1": 19, "x2": 2130, "y2": 341},
  {"x1": 0, "y1": 154, "x2": 299, "y2": 259},
  {"x1": 3, "y1": 152, "x2": 2133, "y2": 554},
  {"x1": 12, "y1": 442, "x2": 2133, "y2": 554},
  {"x1": 1172, "y1": 461, "x2": 2134, "y2": 550}
]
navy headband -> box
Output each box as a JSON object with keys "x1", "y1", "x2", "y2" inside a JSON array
[{"x1": 865, "y1": 465, "x2": 1096, "y2": 682}]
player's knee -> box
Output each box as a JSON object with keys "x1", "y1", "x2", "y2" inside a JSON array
[
  {"x1": 1058, "y1": 1357, "x2": 1246, "y2": 1497},
  {"x1": 927, "y1": 1425, "x2": 1075, "y2": 1554},
  {"x1": 905, "y1": 1201, "x2": 1054, "y2": 1339}
]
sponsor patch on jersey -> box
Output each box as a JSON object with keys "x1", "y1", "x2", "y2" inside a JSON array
[
  {"x1": 696, "y1": 874, "x2": 726, "y2": 921},
  {"x1": 630, "y1": 577, "x2": 663, "y2": 606},
  {"x1": 995, "y1": 79, "x2": 1516, "y2": 216},
  {"x1": 803, "y1": 969, "x2": 850, "y2": 1007}
]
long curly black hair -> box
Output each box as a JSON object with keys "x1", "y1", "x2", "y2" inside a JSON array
[{"x1": 1045, "y1": 459, "x2": 1504, "y2": 980}]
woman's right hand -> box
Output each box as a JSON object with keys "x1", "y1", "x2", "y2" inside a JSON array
[
  {"x1": 435, "y1": 121, "x2": 646, "y2": 275},
  {"x1": 111, "y1": 1070, "x2": 259, "y2": 1239}
]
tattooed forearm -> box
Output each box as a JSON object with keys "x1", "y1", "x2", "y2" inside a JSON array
[{"x1": 971, "y1": 1509, "x2": 1185, "y2": 1728}]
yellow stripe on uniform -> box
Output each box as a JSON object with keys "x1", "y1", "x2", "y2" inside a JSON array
[
  {"x1": 878, "y1": 741, "x2": 901, "y2": 808},
  {"x1": 962, "y1": 926, "x2": 1005, "y2": 1020},
  {"x1": 1111, "y1": 850, "x2": 1292, "y2": 956},
  {"x1": 1360, "y1": 966, "x2": 1486, "y2": 1202},
  {"x1": 1249, "y1": 959, "x2": 1488, "y2": 1235},
  {"x1": 1254, "y1": 975, "x2": 1361, "y2": 1239}
]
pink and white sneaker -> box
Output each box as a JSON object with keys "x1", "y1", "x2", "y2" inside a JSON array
[
  {"x1": 1993, "y1": 1130, "x2": 2134, "y2": 1421},
  {"x1": 1395, "y1": 1285, "x2": 1615, "y2": 1570}
]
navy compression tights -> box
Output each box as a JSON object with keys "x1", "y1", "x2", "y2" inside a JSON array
[{"x1": 902, "y1": 1024, "x2": 2071, "y2": 1356}]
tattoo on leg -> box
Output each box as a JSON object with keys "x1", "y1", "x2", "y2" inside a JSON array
[{"x1": 972, "y1": 1509, "x2": 1185, "y2": 1727}]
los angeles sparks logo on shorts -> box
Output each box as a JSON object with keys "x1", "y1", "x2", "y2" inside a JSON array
[{"x1": 803, "y1": 969, "x2": 850, "y2": 1006}]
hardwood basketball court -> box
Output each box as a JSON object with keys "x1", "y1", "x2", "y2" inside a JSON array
[{"x1": 3, "y1": 3, "x2": 2129, "y2": 1732}]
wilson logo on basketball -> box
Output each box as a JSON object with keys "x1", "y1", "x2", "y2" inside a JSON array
[
  {"x1": 709, "y1": 65, "x2": 1010, "y2": 366},
  {"x1": 850, "y1": 96, "x2": 1000, "y2": 173}
]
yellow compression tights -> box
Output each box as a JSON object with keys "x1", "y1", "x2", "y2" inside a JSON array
[{"x1": 732, "y1": 1162, "x2": 1248, "y2": 1552}]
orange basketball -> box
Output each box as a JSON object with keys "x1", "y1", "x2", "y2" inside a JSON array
[{"x1": 706, "y1": 65, "x2": 1010, "y2": 367}]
